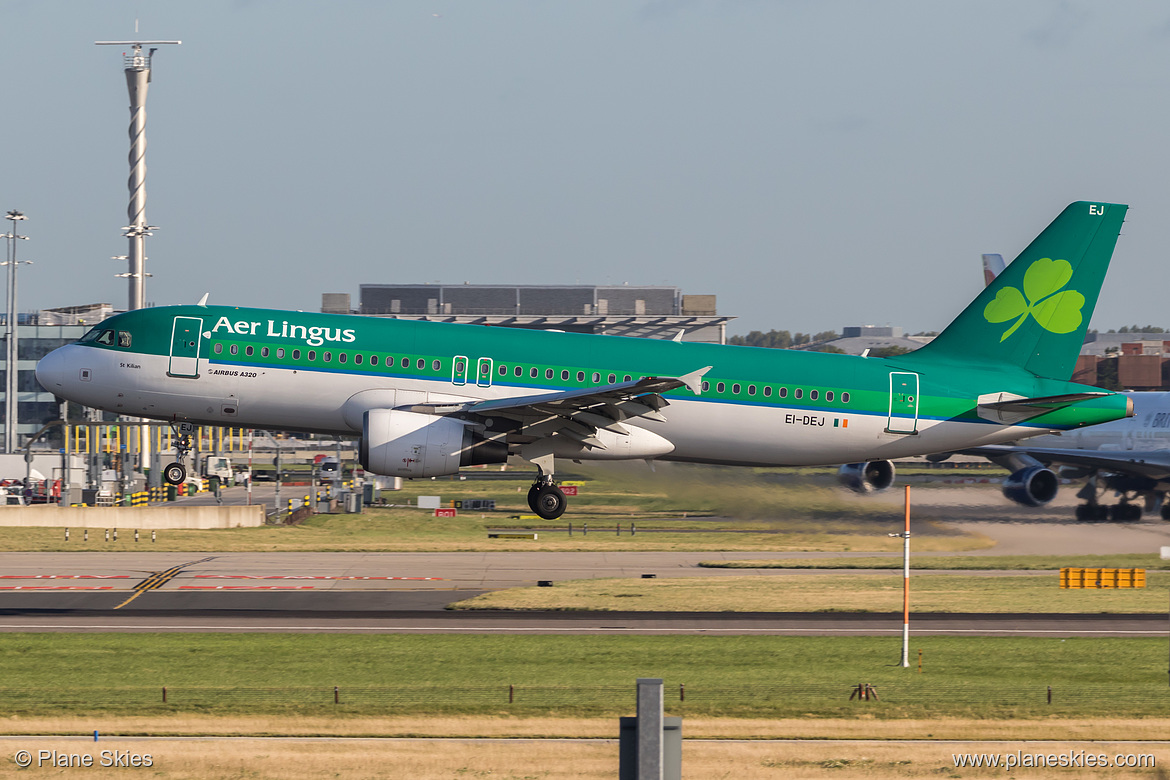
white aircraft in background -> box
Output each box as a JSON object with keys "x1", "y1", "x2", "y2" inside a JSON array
[{"x1": 841, "y1": 253, "x2": 1170, "y2": 522}]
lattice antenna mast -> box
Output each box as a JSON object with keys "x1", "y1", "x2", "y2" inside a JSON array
[{"x1": 94, "y1": 38, "x2": 180, "y2": 311}]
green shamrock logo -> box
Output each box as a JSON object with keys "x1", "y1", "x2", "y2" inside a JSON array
[{"x1": 983, "y1": 258, "x2": 1085, "y2": 342}]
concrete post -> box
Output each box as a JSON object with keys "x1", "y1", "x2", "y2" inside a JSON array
[{"x1": 636, "y1": 677, "x2": 664, "y2": 780}]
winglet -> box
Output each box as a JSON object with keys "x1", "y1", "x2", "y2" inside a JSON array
[
  {"x1": 672, "y1": 329, "x2": 685, "y2": 343},
  {"x1": 678, "y1": 366, "x2": 712, "y2": 395},
  {"x1": 196, "y1": 293, "x2": 210, "y2": 307}
]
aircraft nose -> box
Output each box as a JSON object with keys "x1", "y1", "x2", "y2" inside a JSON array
[{"x1": 35, "y1": 346, "x2": 70, "y2": 393}]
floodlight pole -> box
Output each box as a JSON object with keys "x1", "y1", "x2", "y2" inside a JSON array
[
  {"x1": 94, "y1": 38, "x2": 179, "y2": 311},
  {"x1": 96, "y1": 37, "x2": 179, "y2": 486},
  {"x1": 1, "y1": 211, "x2": 31, "y2": 454}
]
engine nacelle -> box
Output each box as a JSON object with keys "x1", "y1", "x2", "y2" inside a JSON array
[
  {"x1": 360, "y1": 409, "x2": 507, "y2": 478},
  {"x1": 1002, "y1": 466, "x2": 1059, "y2": 507},
  {"x1": 837, "y1": 461, "x2": 895, "y2": 493}
]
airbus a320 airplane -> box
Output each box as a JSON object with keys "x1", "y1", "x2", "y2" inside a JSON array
[{"x1": 36, "y1": 202, "x2": 1133, "y2": 520}]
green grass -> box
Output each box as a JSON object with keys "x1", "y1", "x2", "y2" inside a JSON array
[
  {"x1": 699, "y1": 554, "x2": 1170, "y2": 570},
  {"x1": 449, "y1": 572, "x2": 1170, "y2": 613},
  {"x1": 1, "y1": 634, "x2": 1167, "y2": 720}
]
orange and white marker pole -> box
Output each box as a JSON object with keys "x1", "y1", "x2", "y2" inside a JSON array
[
  {"x1": 901, "y1": 485, "x2": 911, "y2": 667},
  {"x1": 890, "y1": 485, "x2": 911, "y2": 667}
]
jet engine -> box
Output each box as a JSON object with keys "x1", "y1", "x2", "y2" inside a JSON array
[
  {"x1": 837, "y1": 461, "x2": 895, "y2": 493},
  {"x1": 360, "y1": 409, "x2": 507, "y2": 478},
  {"x1": 1002, "y1": 466, "x2": 1059, "y2": 507}
]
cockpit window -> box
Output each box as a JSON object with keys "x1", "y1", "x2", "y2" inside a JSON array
[
  {"x1": 95, "y1": 330, "x2": 116, "y2": 346},
  {"x1": 79, "y1": 329, "x2": 102, "y2": 343},
  {"x1": 118, "y1": 331, "x2": 132, "y2": 348}
]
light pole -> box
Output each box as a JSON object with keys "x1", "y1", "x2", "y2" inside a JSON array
[{"x1": 1, "y1": 210, "x2": 32, "y2": 454}]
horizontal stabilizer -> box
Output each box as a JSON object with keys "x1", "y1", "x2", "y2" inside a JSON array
[{"x1": 976, "y1": 391, "x2": 1115, "y2": 425}]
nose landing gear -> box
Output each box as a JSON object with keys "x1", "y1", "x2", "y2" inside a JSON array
[{"x1": 163, "y1": 422, "x2": 194, "y2": 486}]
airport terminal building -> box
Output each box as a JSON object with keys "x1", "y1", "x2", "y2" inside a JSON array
[
  {"x1": 326, "y1": 284, "x2": 733, "y2": 344},
  {"x1": 0, "y1": 304, "x2": 113, "y2": 449}
]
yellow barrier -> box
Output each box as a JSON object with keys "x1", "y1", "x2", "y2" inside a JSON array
[{"x1": 1060, "y1": 567, "x2": 1146, "y2": 589}]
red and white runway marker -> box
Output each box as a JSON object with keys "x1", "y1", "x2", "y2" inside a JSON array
[
  {"x1": 0, "y1": 575, "x2": 130, "y2": 579},
  {"x1": 179, "y1": 585, "x2": 317, "y2": 590},
  {"x1": 0, "y1": 586, "x2": 114, "y2": 590},
  {"x1": 193, "y1": 575, "x2": 443, "y2": 581}
]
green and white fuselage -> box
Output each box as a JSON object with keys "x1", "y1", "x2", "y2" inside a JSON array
[
  {"x1": 34, "y1": 201, "x2": 1136, "y2": 516},
  {"x1": 36, "y1": 306, "x2": 1127, "y2": 461}
]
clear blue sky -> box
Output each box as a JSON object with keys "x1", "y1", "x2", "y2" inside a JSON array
[{"x1": 1, "y1": 1, "x2": 1167, "y2": 335}]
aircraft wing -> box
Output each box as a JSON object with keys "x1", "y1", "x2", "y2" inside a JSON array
[
  {"x1": 963, "y1": 444, "x2": 1170, "y2": 481},
  {"x1": 401, "y1": 366, "x2": 713, "y2": 450}
]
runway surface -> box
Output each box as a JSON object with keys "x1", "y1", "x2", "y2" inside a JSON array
[{"x1": 1, "y1": 598, "x2": 1165, "y2": 636}]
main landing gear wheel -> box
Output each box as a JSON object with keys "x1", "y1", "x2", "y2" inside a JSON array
[
  {"x1": 1109, "y1": 503, "x2": 1142, "y2": 522},
  {"x1": 1074, "y1": 504, "x2": 1109, "y2": 522},
  {"x1": 163, "y1": 462, "x2": 187, "y2": 485},
  {"x1": 530, "y1": 484, "x2": 567, "y2": 520}
]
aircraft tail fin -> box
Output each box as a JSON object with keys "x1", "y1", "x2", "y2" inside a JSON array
[
  {"x1": 981, "y1": 253, "x2": 1005, "y2": 287},
  {"x1": 908, "y1": 202, "x2": 1127, "y2": 380}
]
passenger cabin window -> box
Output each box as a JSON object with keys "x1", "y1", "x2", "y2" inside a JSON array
[
  {"x1": 293, "y1": 349, "x2": 302, "y2": 360},
  {"x1": 732, "y1": 383, "x2": 741, "y2": 394},
  {"x1": 515, "y1": 366, "x2": 523, "y2": 377},
  {"x1": 308, "y1": 350, "x2": 316, "y2": 361},
  {"x1": 779, "y1": 387, "x2": 788, "y2": 398},
  {"x1": 545, "y1": 369, "x2": 554, "y2": 380},
  {"x1": 245, "y1": 346, "x2": 254, "y2": 357},
  {"x1": 530, "y1": 368, "x2": 538, "y2": 378},
  {"x1": 826, "y1": 391, "x2": 834, "y2": 402},
  {"x1": 716, "y1": 382, "x2": 725, "y2": 393},
  {"x1": 794, "y1": 388, "x2": 803, "y2": 399},
  {"x1": 810, "y1": 390, "x2": 818, "y2": 401},
  {"x1": 608, "y1": 374, "x2": 616, "y2": 384},
  {"x1": 748, "y1": 385, "x2": 756, "y2": 395},
  {"x1": 701, "y1": 381, "x2": 710, "y2": 392},
  {"x1": 592, "y1": 372, "x2": 600, "y2": 382},
  {"x1": 577, "y1": 371, "x2": 585, "y2": 381},
  {"x1": 499, "y1": 365, "x2": 507, "y2": 376},
  {"x1": 214, "y1": 344, "x2": 223, "y2": 354},
  {"x1": 368, "y1": 354, "x2": 375, "y2": 365},
  {"x1": 417, "y1": 359, "x2": 425, "y2": 370},
  {"x1": 764, "y1": 386, "x2": 772, "y2": 397},
  {"x1": 277, "y1": 348, "x2": 286, "y2": 359},
  {"x1": 230, "y1": 345, "x2": 239, "y2": 356},
  {"x1": 261, "y1": 347, "x2": 270, "y2": 358},
  {"x1": 324, "y1": 352, "x2": 332, "y2": 362},
  {"x1": 432, "y1": 360, "x2": 441, "y2": 371},
  {"x1": 842, "y1": 392, "x2": 850, "y2": 404},
  {"x1": 339, "y1": 353, "x2": 347, "y2": 363},
  {"x1": 561, "y1": 370, "x2": 569, "y2": 381}
]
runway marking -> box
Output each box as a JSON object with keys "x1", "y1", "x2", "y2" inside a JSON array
[
  {"x1": 114, "y1": 556, "x2": 219, "y2": 609},
  {"x1": 178, "y1": 586, "x2": 317, "y2": 590},
  {"x1": 0, "y1": 575, "x2": 130, "y2": 579},
  {"x1": 0, "y1": 586, "x2": 114, "y2": 590},
  {"x1": 192, "y1": 575, "x2": 444, "y2": 581}
]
